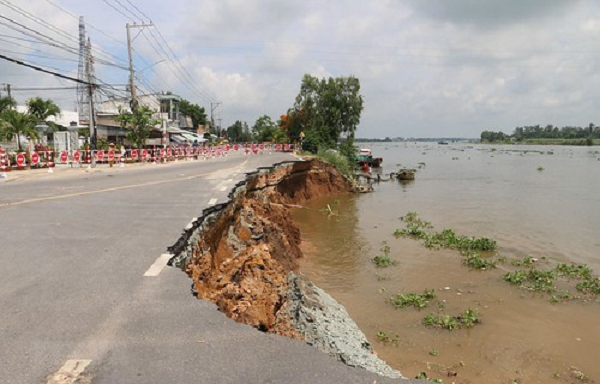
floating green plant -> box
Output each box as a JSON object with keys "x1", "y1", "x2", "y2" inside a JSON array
[
  {"x1": 423, "y1": 308, "x2": 481, "y2": 330},
  {"x1": 376, "y1": 330, "x2": 400, "y2": 346},
  {"x1": 389, "y1": 289, "x2": 436, "y2": 309}
]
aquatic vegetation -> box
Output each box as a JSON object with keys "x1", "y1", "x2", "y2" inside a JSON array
[
  {"x1": 511, "y1": 255, "x2": 537, "y2": 267},
  {"x1": 423, "y1": 308, "x2": 481, "y2": 330},
  {"x1": 376, "y1": 330, "x2": 400, "y2": 346},
  {"x1": 537, "y1": 165, "x2": 545, "y2": 171},
  {"x1": 550, "y1": 291, "x2": 574, "y2": 303},
  {"x1": 415, "y1": 372, "x2": 443, "y2": 383},
  {"x1": 371, "y1": 241, "x2": 396, "y2": 267},
  {"x1": 555, "y1": 263, "x2": 593, "y2": 280},
  {"x1": 394, "y1": 212, "x2": 498, "y2": 252},
  {"x1": 462, "y1": 252, "x2": 498, "y2": 270},
  {"x1": 428, "y1": 348, "x2": 440, "y2": 356},
  {"x1": 372, "y1": 255, "x2": 396, "y2": 267},
  {"x1": 576, "y1": 278, "x2": 600, "y2": 295},
  {"x1": 504, "y1": 269, "x2": 556, "y2": 292},
  {"x1": 389, "y1": 289, "x2": 436, "y2": 309}
]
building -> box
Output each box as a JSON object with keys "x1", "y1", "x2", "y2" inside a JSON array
[{"x1": 96, "y1": 91, "x2": 195, "y2": 145}]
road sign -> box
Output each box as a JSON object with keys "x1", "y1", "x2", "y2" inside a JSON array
[
  {"x1": 276, "y1": 144, "x2": 282, "y2": 150},
  {"x1": 31, "y1": 152, "x2": 40, "y2": 165},
  {"x1": 132, "y1": 149, "x2": 138, "y2": 159},
  {"x1": 108, "y1": 150, "x2": 115, "y2": 160},
  {"x1": 97, "y1": 150, "x2": 104, "y2": 161},
  {"x1": 60, "y1": 151, "x2": 68, "y2": 163},
  {"x1": 259, "y1": 143, "x2": 264, "y2": 150},
  {"x1": 73, "y1": 151, "x2": 81, "y2": 162},
  {"x1": 234, "y1": 144, "x2": 239, "y2": 151},
  {"x1": 16, "y1": 153, "x2": 25, "y2": 166}
]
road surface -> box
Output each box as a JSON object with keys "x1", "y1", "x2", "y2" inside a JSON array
[{"x1": 0, "y1": 154, "x2": 420, "y2": 383}]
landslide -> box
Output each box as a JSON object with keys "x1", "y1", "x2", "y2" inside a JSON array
[{"x1": 183, "y1": 160, "x2": 351, "y2": 338}]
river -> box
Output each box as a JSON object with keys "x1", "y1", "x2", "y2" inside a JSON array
[{"x1": 294, "y1": 142, "x2": 600, "y2": 384}]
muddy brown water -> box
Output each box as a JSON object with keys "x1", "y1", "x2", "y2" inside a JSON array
[{"x1": 294, "y1": 143, "x2": 600, "y2": 384}]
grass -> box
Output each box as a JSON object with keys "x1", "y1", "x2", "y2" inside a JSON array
[
  {"x1": 316, "y1": 148, "x2": 352, "y2": 176},
  {"x1": 389, "y1": 289, "x2": 436, "y2": 309},
  {"x1": 423, "y1": 309, "x2": 481, "y2": 330}
]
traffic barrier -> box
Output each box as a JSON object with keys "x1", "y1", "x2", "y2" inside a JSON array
[{"x1": 0, "y1": 143, "x2": 300, "y2": 177}]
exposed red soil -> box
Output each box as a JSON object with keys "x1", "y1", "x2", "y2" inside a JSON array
[{"x1": 185, "y1": 160, "x2": 350, "y2": 337}]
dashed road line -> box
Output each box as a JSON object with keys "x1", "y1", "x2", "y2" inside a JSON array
[
  {"x1": 47, "y1": 359, "x2": 92, "y2": 384},
  {"x1": 143, "y1": 254, "x2": 172, "y2": 277}
]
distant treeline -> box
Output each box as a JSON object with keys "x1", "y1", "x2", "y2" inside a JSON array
[{"x1": 481, "y1": 124, "x2": 600, "y2": 145}]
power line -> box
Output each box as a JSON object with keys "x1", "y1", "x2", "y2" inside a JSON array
[{"x1": 0, "y1": 53, "x2": 93, "y2": 84}]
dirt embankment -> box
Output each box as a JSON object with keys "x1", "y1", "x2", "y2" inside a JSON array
[{"x1": 169, "y1": 160, "x2": 403, "y2": 379}]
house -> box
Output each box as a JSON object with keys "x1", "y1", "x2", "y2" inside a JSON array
[{"x1": 96, "y1": 92, "x2": 195, "y2": 145}]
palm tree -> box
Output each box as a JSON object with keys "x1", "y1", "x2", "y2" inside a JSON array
[
  {"x1": 0, "y1": 110, "x2": 38, "y2": 151},
  {"x1": 0, "y1": 95, "x2": 16, "y2": 114},
  {"x1": 26, "y1": 97, "x2": 61, "y2": 123}
]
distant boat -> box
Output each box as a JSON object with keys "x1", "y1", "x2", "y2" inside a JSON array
[
  {"x1": 438, "y1": 141, "x2": 449, "y2": 145},
  {"x1": 354, "y1": 148, "x2": 383, "y2": 168}
]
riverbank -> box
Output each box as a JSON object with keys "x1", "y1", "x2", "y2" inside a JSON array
[{"x1": 168, "y1": 159, "x2": 404, "y2": 379}]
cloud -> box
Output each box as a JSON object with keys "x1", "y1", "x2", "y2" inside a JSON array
[{"x1": 406, "y1": 0, "x2": 581, "y2": 29}]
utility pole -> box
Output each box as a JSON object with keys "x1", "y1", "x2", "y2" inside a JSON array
[
  {"x1": 126, "y1": 22, "x2": 153, "y2": 109},
  {"x1": 6, "y1": 83, "x2": 11, "y2": 99},
  {"x1": 88, "y1": 82, "x2": 97, "y2": 168},
  {"x1": 210, "y1": 102, "x2": 221, "y2": 134}
]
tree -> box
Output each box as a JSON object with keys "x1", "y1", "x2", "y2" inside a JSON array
[
  {"x1": 26, "y1": 97, "x2": 60, "y2": 122},
  {"x1": 0, "y1": 110, "x2": 38, "y2": 151},
  {"x1": 0, "y1": 95, "x2": 16, "y2": 114},
  {"x1": 115, "y1": 105, "x2": 161, "y2": 149},
  {"x1": 225, "y1": 120, "x2": 252, "y2": 143},
  {"x1": 179, "y1": 100, "x2": 207, "y2": 129},
  {"x1": 292, "y1": 74, "x2": 364, "y2": 152},
  {"x1": 251, "y1": 115, "x2": 277, "y2": 142}
]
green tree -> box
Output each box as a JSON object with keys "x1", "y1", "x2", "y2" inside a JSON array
[
  {"x1": 0, "y1": 110, "x2": 38, "y2": 151},
  {"x1": 26, "y1": 97, "x2": 61, "y2": 122},
  {"x1": 0, "y1": 95, "x2": 16, "y2": 114},
  {"x1": 115, "y1": 105, "x2": 161, "y2": 149},
  {"x1": 179, "y1": 100, "x2": 207, "y2": 129},
  {"x1": 251, "y1": 115, "x2": 277, "y2": 142},
  {"x1": 292, "y1": 74, "x2": 364, "y2": 152},
  {"x1": 226, "y1": 120, "x2": 252, "y2": 143}
]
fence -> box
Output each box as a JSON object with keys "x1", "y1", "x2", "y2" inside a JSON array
[{"x1": 0, "y1": 143, "x2": 297, "y2": 177}]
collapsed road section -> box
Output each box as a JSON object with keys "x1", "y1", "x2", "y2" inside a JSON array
[{"x1": 168, "y1": 159, "x2": 403, "y2": 379}]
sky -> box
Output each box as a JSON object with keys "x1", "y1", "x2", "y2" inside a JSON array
[{"x1": 2, "y1": 0, "x2": 600, "y2": 138}]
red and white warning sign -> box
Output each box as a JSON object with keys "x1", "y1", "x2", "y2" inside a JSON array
[
  {"x1": 167, "y1": 148, "x2": 173, "y2": 157},
  {"x1": 234, "y1": 144, "x2": 239, "y2": 151},
  {"x1": 142, "y1": 149, "x2": 148, "y2": 159},
  {"x1": 97, "y1": 150, "x2": 104, "y2": 161},
  {"x1": 31, "y1": 152, "x2": 40, "y2": 165},
  {"x1": 108, "y1": 150, "x2": 115, "y2": 161},
  {"x1": 132, "y1": 149, "x2": 138, "y2": 159},
  {"x1": 16, "y1": 153, "x2": 25, "y2": 166},
  {"x1": 73, "y1": 151, "x2": 81, "y2": 162},
  {"x1": 60, "y1": 151, "x2": 68, "y2": 163},
  {"x1": 276, "y1": 144, "x2": 283, "y2": 151},
  {"x1": 259, "y1": 143, "x2": 264, "y2": 151}
]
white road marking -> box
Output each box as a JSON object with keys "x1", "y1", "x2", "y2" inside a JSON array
[
  {"x1": 208, "y1": 198, "x2": 217, "y2": 205},
  {"x1": 47, "y1": 359, "x2": 92, "y2": 384},
  {"x1": 143, "y1": 254, "x2": 172, "y2": 277}
]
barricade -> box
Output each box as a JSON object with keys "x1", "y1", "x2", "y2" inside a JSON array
[{"x1": 0, "y1": 143, "x2": 300, "y2": 177}]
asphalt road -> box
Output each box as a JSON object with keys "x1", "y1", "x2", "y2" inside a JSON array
[{"x1": 0, "y1": 153, "x2": 420, "y2": 383}]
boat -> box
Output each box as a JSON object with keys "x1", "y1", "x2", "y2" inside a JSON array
[
  {"x1": 355, "y1": 148, "x2": 383, "y2": 168},
  {"x1": 438, "y1": 141, "x2": 449, "y2": 145}
]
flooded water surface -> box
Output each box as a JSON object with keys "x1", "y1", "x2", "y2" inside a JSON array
[{"x1": 294, "y1": 143, "x2": 600, "y2": 384}]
